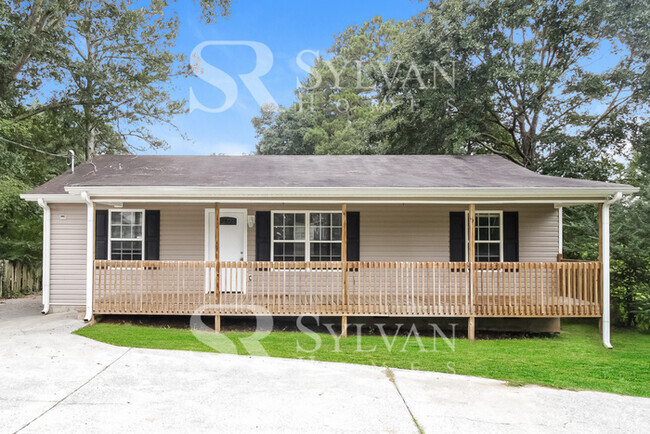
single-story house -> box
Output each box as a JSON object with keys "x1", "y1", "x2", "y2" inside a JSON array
[{"x1": 21, "y1": 155, "x2": 638, "y2": 345}]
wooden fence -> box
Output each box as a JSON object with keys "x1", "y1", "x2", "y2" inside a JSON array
[
  {"x1": 0, "y1": 260, "x2": 42, "y2": 299},
  {"x1": 93, "y1": 260, "x2": 601, "y2": 317}
]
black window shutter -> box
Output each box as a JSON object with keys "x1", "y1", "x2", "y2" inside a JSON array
[
  {"x1": 95, "y1": 210, "x2": 108, "y2": 259},
  {"x1": 145, "y1": 210, "x2": 160, "y2": 260},
  {"x1": 503, "y1": 211, "x2": 519, "y2": 261},
  {"x1": 255, "y1": 211, "x2": 271, "y2": 261},
  {"x1": 346, "y1": 211, "x2": 360, "y2": 261},
  {"x1": 449, "y1": 212, "x2": 465, "y2": 261}
]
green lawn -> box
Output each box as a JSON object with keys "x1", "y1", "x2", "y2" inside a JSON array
[{"x1": 74, "y1": 322, "x2": 650, "y2": 398}]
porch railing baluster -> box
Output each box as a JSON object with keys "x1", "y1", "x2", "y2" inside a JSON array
[{"x1": 91, "y1": 260, "x2": 602, "y2": 319}]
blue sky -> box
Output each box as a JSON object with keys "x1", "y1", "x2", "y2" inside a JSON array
[{"x1": 146, "y1": 0, "x2": 427, "y2": 156}]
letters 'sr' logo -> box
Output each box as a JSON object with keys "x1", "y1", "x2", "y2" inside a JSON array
[{"x1": 189, "y1": 41, "x2": 276, "y2": 113}]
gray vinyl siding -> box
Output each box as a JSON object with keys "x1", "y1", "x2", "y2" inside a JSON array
[
  {"x1": 158, "y1": 204, "x2": 205, "y2": 261},
  {"x1": 48, "y1": 202, "x2": 559, "y2": 305},
  {"x1": 515, "y1": 204, "x2": 559, "y2": 262},
  {"x1": 50, "y1": 204, "x2": 86, "y2": 305},
  {"x1": 357, "y1": 204, "x2": 446, "y2": 261},
  {"x1": 243, "y1": 203, "x2": 559, "y2": 262}
]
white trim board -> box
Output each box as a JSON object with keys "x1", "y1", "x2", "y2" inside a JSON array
[{"x1": 22, "y1": 196, "x2": 626, "y2": 206}]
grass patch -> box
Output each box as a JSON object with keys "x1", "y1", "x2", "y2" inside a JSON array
[{"x1": 74, "y1": 321, "x2": 650, "y2": 398}]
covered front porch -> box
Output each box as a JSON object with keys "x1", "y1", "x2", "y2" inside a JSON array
[{"x1": 88, "y1": 199, "x2": 609, "y2": 340}]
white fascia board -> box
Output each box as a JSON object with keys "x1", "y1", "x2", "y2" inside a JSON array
[
  {"x1": 23, "y1": 192, "x2": 613, "y2": 206},
  {"x1": 20, "y1": 193, "x2": 85, "y2": 203},
  {"x1": 77, "y1": 199, "x2": 611, "y2": 205},
  {"x1": 64, "y1": 185, "x2": 639, "y2": 200}
]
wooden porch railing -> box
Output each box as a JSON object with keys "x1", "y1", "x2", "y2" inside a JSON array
[{"x1": 93, "y1": 260, "x2": 601, "y2": 317}]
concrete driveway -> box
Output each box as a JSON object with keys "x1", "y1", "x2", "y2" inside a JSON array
[{"x1": 1, "y1": 297, "x2": 648, "y2": 433}]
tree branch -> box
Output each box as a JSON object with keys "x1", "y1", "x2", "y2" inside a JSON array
[{"x1": 13, "y1": 98, "x2": 107, "y2": 122}]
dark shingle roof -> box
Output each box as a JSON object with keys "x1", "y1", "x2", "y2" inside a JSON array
[{"x1": 28, "y1": 154, "x2": 634, "y2": 195}]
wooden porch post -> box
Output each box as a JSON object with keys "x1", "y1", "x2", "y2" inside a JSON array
[
  {"x1": 215, "y1": 203, "x2": 220, "y2": 332},
  {"x1": 468, "y1": 316, "x2": 475, "y2": 342},
  {"x1": 468, "y1": 204, "x2": 476, "y2": 342},
  {"x1": 341, "y1": 203, "x2": 348, "y2": 337}
]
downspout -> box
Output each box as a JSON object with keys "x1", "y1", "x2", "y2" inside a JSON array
[
  {"x1": 37, "y1": 199, "x2": 51, "y2": 314},
  {"x1": 601, "y1": 192, "x2": 622, "y2": 349},
  {"x1": 81, "y1": 192, "x2": 94, "y2": 321}
]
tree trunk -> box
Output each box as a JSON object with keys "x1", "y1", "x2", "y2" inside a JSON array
[
  {"x1": 521, "y1": 133, "x2": 536, "y2": 170},
  {"x1": 85, "y1": 123, "x2": 96, "y2": 160},
  {"x1": 84, "y1": 104, "x2": 96, "y2": 159}
]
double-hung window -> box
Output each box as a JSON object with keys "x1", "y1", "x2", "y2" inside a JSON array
[
  {"x1": 273, "y1": 212, "x2": 306, "y2": 261},
  {"x1": 109, "y1": 210, "x2": 144, "y2": 260},
  {"x1": 471, "y1": 211, "x2": 502, "y2": 262},
  {"x1": 272, "y1": 211, "x2": 343, "y2": 261},
  {"x1": 309, "y1": 212, "x2": 343, "y2": 261}
]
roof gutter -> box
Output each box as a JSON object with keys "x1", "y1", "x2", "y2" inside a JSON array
[
  {"x1": 21, "y1": 193, "x2": 85, "y2": 203},
  {"x1": 37, "y1": 199, "x2": 50, "y2": 314}
]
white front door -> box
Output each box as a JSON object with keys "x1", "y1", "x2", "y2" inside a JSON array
[{"x1": 205, "y1": 209, "x2": 247, "y2": 293}]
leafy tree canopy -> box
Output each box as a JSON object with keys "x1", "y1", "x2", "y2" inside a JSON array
[
  {"x1": 1, "y1": 0, "x2": 233, "y2": 158},
  {"x1": 254, "y1": 17, "x2": 407, "y2": 155},
  {"x1": 0, "y1": 0, "x2": 231, "y2": 264}
]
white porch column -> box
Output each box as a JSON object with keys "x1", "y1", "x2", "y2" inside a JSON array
[
  {"x1": 558, "y1": 206, "x2": 563, "y2": 257},
  {"x1": 600, "y1": 192, "x2": 622, "y2": 349},
  {"x1": 37, "y1": 199, "x2": 51, "y2": 314},
  {"x1": 82, "y1": 192, "x2": 94, "y2": 321}
]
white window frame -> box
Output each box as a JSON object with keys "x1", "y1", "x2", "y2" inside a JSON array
[
  {"x1": 465, "y1": 210, "x2": 503, "y2": 262},
  {"x1": 271, "y1": 210, "x2": 343, "y2": 262},
  {"x1": 108, "y1": 209, "x2": 145, "y2": 261}
]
